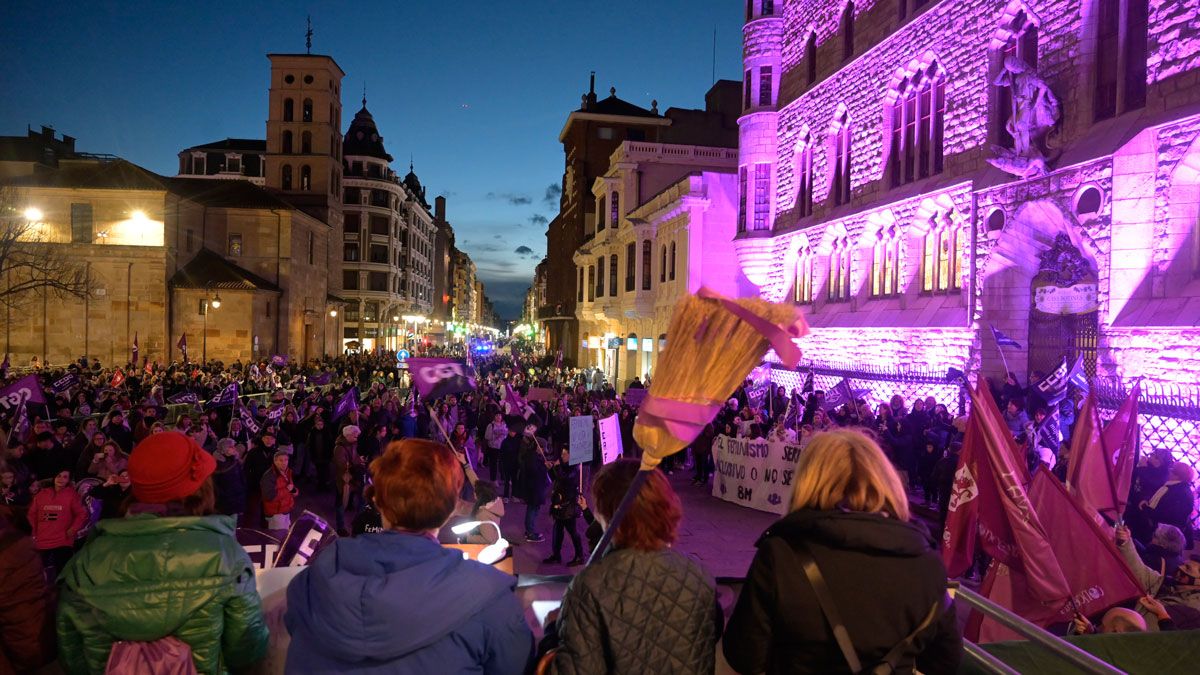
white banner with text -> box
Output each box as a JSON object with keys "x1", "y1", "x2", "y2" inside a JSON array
[{"x1": 711, "y1": 435, "x2": 805, "y2": 515}]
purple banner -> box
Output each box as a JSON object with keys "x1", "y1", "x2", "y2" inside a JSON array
[
  {"x1": 51, "y1": 373, "x2": 80, "y2": 394},
  {"x1": 167, "y1": 391, "x2": 199, "y2": 405},
  {"x1": 275, "y1": 510, "x2": 337, "y2": 567},
  {"x1": 0, "y1": 375, "x2": 45, "y2": 411},
  {"x1": 207, "y1": 382, "x2": 240, "y2": 408},
  {"x1": 407, "y1": 358, "x2": 476, "y2": 400},
  {"x1": 333, "y1": 386, "x2": 359, "y2": 421},
  {"x1": 270, "y1": 354, "x2": 288, "y2": 367},
  {"x1": 309, "y1": 371, "x2": 333, "y2": 386}
]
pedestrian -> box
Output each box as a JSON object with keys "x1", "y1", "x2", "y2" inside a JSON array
[
  {"x1": 499, "y1": 423, "x2": 521, "y2": 500},
  {"x1": 484, "y1": 412, "x2": 507, "y2": 482},
  {"x1": 55, "y1": 431, "x2": 268, "y2": 674},
  {"x1": 261, "y1": 449, "x2": 298, "y2": 531},
  {"x1": 0, "y1": 518, "x2": 56, "y2": 673},
  {"x1": 284, "y1": 439, "x2": 534, "y2": 673},
  {"x1": 723, "y1": 429, "x2": 961, "y2": 674},
  {"x1": 517, "y1": 425, "x2": 548, "y2": 543},
  {"x1": 540, "y1": 459, "x2": 721, "y2": 674},
  {"x1": 543, "y1": 448, "x2": 584, "y2": 566},
  {"x1": 306, "y1": 413, "x2": 333, "y2": 492},
  {"x1": 27, "y1": 470, "x2": 86, "y2": 575},
  {"x1": 462, "y1": 480, "x2": 505, "y2": 545},
  {"x1": 332, "y1": 425, "x2": 364, "y2": 535}
]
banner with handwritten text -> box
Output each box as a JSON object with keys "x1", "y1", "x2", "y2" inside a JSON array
[{"x1": 711, "y1": 435, "x2": 805, "y2": 515}]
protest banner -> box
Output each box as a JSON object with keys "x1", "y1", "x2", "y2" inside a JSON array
[
  {"x1": 568, "y1": 415, "x2": 594, "y2": 466},
  {"x1": 0, "y1": 374, "x2": 45, "y2": 411},
  {"x1": 598, "y1": 414, "x2": 623, "y2": 464},
  {"x1": 710, "y1": 435, "x2": 805, "y2": 515}
]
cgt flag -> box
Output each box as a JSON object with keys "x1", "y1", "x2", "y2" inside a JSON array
[
  {"x1": 407, "y1": 358, "x2": 476, "y2": 400},
  {"x1": 0, "y1": 375, "x2": 45, "y2": 411},
  {"x1": 942, "y1": 384, "x2": 1070, "y2": 605}
]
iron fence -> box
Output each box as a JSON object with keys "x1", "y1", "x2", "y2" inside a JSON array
[{"x1": 765, "y1": 360, "x2": 967, "y2": 415}]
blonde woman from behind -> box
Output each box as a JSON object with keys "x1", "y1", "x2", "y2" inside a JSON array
[{"x1": 724, "y1": 429, "x2": 962, "y2": 675}]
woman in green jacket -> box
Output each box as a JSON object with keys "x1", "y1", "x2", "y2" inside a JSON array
[{"x1": 56, "y1": 431, "x2": 269, "y2": 674}]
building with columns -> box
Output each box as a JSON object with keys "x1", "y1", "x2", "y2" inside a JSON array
[{"x1": 574, "y1": 142, "x2": 744, "y2": 387}]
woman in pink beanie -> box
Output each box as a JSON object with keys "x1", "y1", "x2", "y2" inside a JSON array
[{"x1": 55, "y1": 432, "x2": 269, "y2": 674}]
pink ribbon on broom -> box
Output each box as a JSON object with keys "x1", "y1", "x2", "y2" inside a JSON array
[{"x1": 636, "y1": 287, "x2": 808, "y2": 447}]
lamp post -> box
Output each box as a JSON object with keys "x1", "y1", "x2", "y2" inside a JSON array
[{"x1": 202, "y1": 281, "x2": 222, "y2": 363}]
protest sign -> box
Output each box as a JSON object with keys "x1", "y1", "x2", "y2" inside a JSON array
[
  {"x1": 0, "y1": 375, "x2": 45, "y2": 411},
  {"x1": 711, "y1": 435, "x2": 805, "y2": 515},
  {"x1": 598, "y1": 414, "x2": 623, "y2": 464},
  {"x1": 568, "y1": 415, "x2": 594, "y2": 465},
  {"x1": 527, "y1": 387, "x2": 556, "y2": 402}
]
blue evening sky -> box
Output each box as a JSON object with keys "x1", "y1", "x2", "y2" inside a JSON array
[{"x1": 0, "y1": 0, "x2": 743, "y2": 320}]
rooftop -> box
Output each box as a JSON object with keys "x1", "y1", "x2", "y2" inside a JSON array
[{"x1": 170, "y1": 247, "x2": 282, "y2": 293}]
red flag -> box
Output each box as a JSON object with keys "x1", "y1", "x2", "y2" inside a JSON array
[
  {"x1": 1066, "y1": 392, "x2": 1117, "y2": 518},
  {"x1": 972, "y1": 470, "x2": 1144, "y2": 642},
  {"x1": 1103, "y1": 381, "x2": 1140, "y2": 517},
  {"x1": 110, "y1": 369, "x2": 126, "y2": 389},
  {"x1": 943, "y1": 385, "x2": 1070, "y2": 603}
]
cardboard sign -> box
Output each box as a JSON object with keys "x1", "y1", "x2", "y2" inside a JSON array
[
  {"x1": 598, "y1": 413, "x2": 623, "y2": 464},
  {"x1": 527, "y1": 387, "x2": 556, "y2": 402},
  {"x1": 568, "y1": 415, "x2": 594, "y2": 465}
]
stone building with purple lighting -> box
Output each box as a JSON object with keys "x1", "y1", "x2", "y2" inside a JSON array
[{"x1": 731, "y1": 0, "x2": 1200, "y2": 394}]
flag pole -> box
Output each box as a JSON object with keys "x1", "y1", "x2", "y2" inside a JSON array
[
  {"x1": 991, "y1": 331, "x2": 1012, "y2": 381},
  {"x1": 428, "y1": 404, "x2": 478, "y2": 485}
]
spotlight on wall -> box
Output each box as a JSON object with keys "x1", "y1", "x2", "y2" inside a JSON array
[
  {"x1": 23, "y1": 207, "x2": 43, "y2": 221},
  {"x1": 329, "y1": 309, "x2": 338, "y2": 317},
  {"x1": 130, "y1": 209, "x2": 148, "y2": 221}
]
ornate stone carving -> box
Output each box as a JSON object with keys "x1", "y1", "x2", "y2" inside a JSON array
[
  {"x1": 1035, "y1": 233, "x2": 1095, "y2": 286},
  {"x1": 988, "y1": 56, "x2": 1061, "y2": 179}
]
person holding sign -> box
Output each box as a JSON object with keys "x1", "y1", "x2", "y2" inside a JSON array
[{"x1": 544, "y1": 448, "x2": 585, "y2": 566}]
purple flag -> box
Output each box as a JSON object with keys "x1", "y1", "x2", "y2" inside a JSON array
[
  {"x1": 177, "y1": 333, "x2": 188, "y2": 363},
  {"x1": 309, "y1": 371, "x2": 333, "y2": 386},
  {"x1": 274, "y1": 510, "x2": 337, "y2": 568},
  {"x1": 266, "y1": 405, "x2": 285, "y2": 423},
  {"x1": 167, "y1": 390, "x2": 199, "y2": 405},
  {"x1": 207, "y1": 382, "x2": 240, "y2": 408},
  {"x1": 51, "y1": 373, "x2": 80, "y2": 394},
  {"x1": 238, "y1": 403, "x2": 261, "y2": 435},
  {"x1": 132, "y1": 332, "x2": 139, "y2": 365},
  {"x1": 11, "y1": 402, "x2": 29, "y2": 442},
  {"x1": 0, "y1": 375, "x2": 45, "y2": 411},
  {"x1": 270, "y1": 354, "x2": 288, "y2": 368},
  {"x1": 333, "y1": 387, "x2": 359, "y2": 421},
  {"x1": 407, "y1": 358, "x2": 476, "y2": 400}
]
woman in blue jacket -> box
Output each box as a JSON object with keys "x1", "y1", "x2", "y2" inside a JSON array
[{"x1": 285, "y1": 438, "x2": 533, "y2": 674}]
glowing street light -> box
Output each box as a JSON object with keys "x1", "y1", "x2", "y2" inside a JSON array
[{"x1": 23, "y1": 207, "x2": 43, "y2": 221}]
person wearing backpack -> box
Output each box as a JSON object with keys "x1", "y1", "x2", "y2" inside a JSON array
[
  {"x1": 55, "y1": 431, "x2": 269, "y2": 675},
  {"x1": 723, "y1": 429, "x2": 961, "y2": 675}
]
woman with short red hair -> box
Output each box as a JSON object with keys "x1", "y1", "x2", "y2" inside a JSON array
[
  {"x1": 543, "y1": 459, "x2": 721, "y2": 674},
  {"x1": 285, "y1": 438, "x2": 533, "y2": 673}
]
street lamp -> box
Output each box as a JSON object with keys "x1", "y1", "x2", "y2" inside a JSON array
[{"x1": 202, "y1": 281, "x2": 221, "y2": 362}]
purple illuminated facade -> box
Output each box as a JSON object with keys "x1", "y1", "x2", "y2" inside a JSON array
[{"x1": 731, "y1": 0, "x2": 1200, "y2": 392}]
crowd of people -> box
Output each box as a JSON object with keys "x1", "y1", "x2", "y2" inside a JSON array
[{"x1": 0, "y1": 344, "x2": 1193, "y2": 673}]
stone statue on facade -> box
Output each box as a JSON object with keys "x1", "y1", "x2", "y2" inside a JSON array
[{"x1": 988, "y1": 55, "x2": 1061, "y2": 179}]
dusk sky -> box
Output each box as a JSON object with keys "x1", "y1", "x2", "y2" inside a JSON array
[{"x1": 0, "y1": 0, "x2": 743, "y2": 320}]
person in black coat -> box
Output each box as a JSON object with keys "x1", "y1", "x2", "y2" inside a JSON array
[
  {"x1": 543, "y1": 449, "x2": 584, "y2": 565},
  {"x1": 212, "y1": 439, "x2": 248, "y2": 521},
  {"x1": 724, "y1": 429, "x2": 961, "y2": 675},
  {"x1": 516, "y1": 429, "x2": 549, "y2": 542},
  {"x1": 1138, "y1": 462, "x2": 1196, "y2": 549}
]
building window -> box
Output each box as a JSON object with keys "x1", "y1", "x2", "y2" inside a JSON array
[
  {"x1": 301, "y1": 131, "x2": 312, "y2": 154},
  {"x1": 282, "y1": 131, "x2": 293, "y2": 154},
  {"x1": 70, "y1": 203, "x2": 93, "y2": 243},
  {"x1": 370, "y1": 244, "x2": 389, "y2": 264},
  {"x1": 228, "y1": 233, "x2": 243, "y2": 257},
  {"x1": 596, "y1": 256, "x2": 605, "y2": 297},
  {"x1": 794, "y1": 133, "x2": 814, "y2": 218},
  {"x1": 578, "y1": 267, "x2": 584, "y2": 302},
  {"x1": 828, "y1": 236, "x2": 851, "y2": 301},
  {"x1": 302, "y1": 98, "x2": 313, "y2": 122},
  {"x1": 227, "y1": 155, "x2": 241, "y2": 173},
  {"x1": 308, "y1": 231, "x2": 314, "y2": 265},
  {"x1": 597, "y1": 127, "x2": 614, "y2": 140},
  {"x1": 370, "y1": 216, "x2": 389, "y2": 236},
  {"x1": 344, "y1": 187, "x2": 361, "y2": 204},
  {"x1": 922, "y1": 214, "x2": 962, "y2": 292},
  {"x1": 625, "y1": 242, "x2": 636, "y2": 291},
  {"x1": 890, "y1": 64, "x2": 946, "y2": 187},
  {"x1": 737, "y1": 166, "x2": 748, "y2": 232},
  {"x1": 281, "y1": 164, "x2": 293, "y2": 190},
  {"x1": 997, "y1": 11, "x2": 1038, "y2": 145},
  {"x1": 759, "y1": 66, "x2": 773, "y2": 106},
  {"x1": 611, "y1": 191, "x2": 620, "y2": 225},
  {"x1": 794, "y1": 246, "x2": 813, "y2": 304},
  {"x1": 283, "y1": 98, "x2": 294, "y2": 122},
  {"x1": 344, "y1": 242, "x2": 359, "y2": 261},
  {"x1": 805, "y1": 33, "x2": 817, "y2": 86},
  {"x1": 369, "y1": 272, "x2": 388, "y2": 292},
  {"x1": 597, "y1": 195, "x2": 606, "y2": 232},
  {"x1": 1095, "y1": 0, "x2": 1149, "y2": 120},
  {"x1": 642, "y1": 239, "x2": 652, "y2": 290},
  {"x1": 185, "y1": 228, "x2": 194, "y2": 252},
  {"x1": 609, "y1": 254, "x2": 618, "y2": 296},
  {"x1": 841, "y1": 2, "x2": 855, "y2": 63},
  {"x1": 870, "y1": 226, "x2": 900, "y2": 297},
  {"x1": 660, "y1": 245, "x2": 667, "y2": 282},
  {"x1": 743, "y1": 70, "x2": 752, "y2": 110},
  {"x1": 753, "y1": 163, "x2": 771, "y2": 230},
  {"x1": 832, "y1": 113, "x2": 852, "y2": 206},
  {"x1": 669, "y1": 242, "x2": 677, "y2": 281},
  {"x1": 762, "y1": 0, "x2": 774, "y2": 15},
  {"x1": 300, "y1": 165, "x2": 312, "y2": 191}
]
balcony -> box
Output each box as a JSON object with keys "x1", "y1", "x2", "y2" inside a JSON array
[{"x1": 610, "y1": 141, "x2": 738, "y2": 168}]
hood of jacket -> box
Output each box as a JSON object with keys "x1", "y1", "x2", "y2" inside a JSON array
[
  {"x1": 286, "y1": 530, "x2": 517, "y2": 663},
  {"x1": 762, "y1": 509, "x2": 936, "y2": 558}
]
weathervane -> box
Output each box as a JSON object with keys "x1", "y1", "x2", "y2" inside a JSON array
[{"x1": 305, "y1": 15, "x2": 313, "y2": 54}]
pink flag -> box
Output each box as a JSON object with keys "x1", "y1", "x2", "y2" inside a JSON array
[
  {"x1": 1103, "y1": 381, "x2": 1140, "y2": 517},
  {"x1": 1066, "y1": 392, "x2": 1117, "y2": 518},
  {"x1": 972, "y1": 470, "x2": 1143, "y2": 642}
]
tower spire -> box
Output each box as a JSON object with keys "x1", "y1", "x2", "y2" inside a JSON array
[
  {"x1": 362, "y1": 82, "x2": 367, "y2": 109},
  {"x1": 305, "y1": 15, "x2": 313, "y2": 54}
]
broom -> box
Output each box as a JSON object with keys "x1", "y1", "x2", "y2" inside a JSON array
[{"x1": 585, "y1": 287, "x2": 809, "y2": 564}]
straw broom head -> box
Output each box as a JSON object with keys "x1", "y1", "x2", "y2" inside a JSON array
[{"x1": 634, "y1": 290, "x2": 808, "y2": 468}]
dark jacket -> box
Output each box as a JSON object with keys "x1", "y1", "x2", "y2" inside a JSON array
[
  {"x1": 285, "y1": 530, "x2": 533, "y2": 674},
  {"x1": 213, "y1": 455, "x2": 247, "y2": 516},
  {"x1": 517, "y1": 440, "x2": 548, "y2": 506},
  {"x1": 56, "y1": 513, "x2": 268, "y2": 675},
  {"x1": 0, "y1": 523, "x2": 55, "y2": 673},
  {"x1": 723, "y1": 510, "x2": 961, "y2": 675},
  {"x1": 548, "y1": 548, "x2": 721, "y2": 675},
  {"x1": 548, "y1": 463, "x2": 579, "y2": 521}
]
